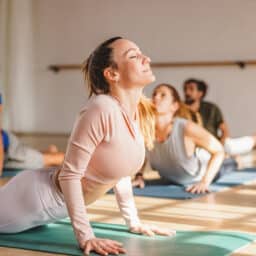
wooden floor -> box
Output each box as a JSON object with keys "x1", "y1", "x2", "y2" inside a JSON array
[{"x1": 1, "y1": 159, "x2": 256, "y2": 255}]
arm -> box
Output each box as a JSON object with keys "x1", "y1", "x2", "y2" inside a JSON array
[
  {"x1": 214, "y1": 104, "x2": 229, "y2": 143},
  {"x1": 219, "y1": 121, "x2": 230, "y2": 144},
  {"x1": 58, "y1": 105, "x2": 107, "y2": 248},
  {"x1": 132, "y1": 157, "x2": 147, "y2": 188},
  {"x1": 114, "y1": 176, "x2": 141, "y2": 228},
  {"x1": 114, "y1": 176, "x2": 175, "y2": 236},
  {"x1": 184, "y1": 121, "x2": 225, "y2": 193}
]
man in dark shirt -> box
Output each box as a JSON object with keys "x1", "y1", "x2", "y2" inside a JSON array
[
  {"x1": 183, "y1": 79, "x2": 256, "y2": 157},
  {"x1": 183, "y1": 79, "x2": 229, "y2": 142}
]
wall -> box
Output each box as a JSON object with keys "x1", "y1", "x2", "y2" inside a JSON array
[{"x1": 3, "y1": 0, "x2": 256, "y2": 136}]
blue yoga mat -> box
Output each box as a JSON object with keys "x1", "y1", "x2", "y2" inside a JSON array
[
  {"x1": 0, "y1": 219, "x2": 255, "y2": 256},
  {"x1": 2, "y1": 167, "x2": 256, "y2": 199},
  {"x1": 1, "y1": 168, "x2": 24, "y2": 178},
  {"x1": 132, "y1": 168, "x2": 256, "y2": 199}
]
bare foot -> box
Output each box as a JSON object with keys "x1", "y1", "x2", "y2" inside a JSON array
[{"x1": 46, "y1": 144, "x2": 59, "y2": 154}]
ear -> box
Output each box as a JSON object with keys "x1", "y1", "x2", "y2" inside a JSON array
[
  {"x1": 173, "y1": 102, "x2": 179, "y2": 112},
  {"x1": 103, "y1": 67, "x2": 120, "y2": 83},
  {"x1": 198, "y1": 91, "x2": 203, "y2": 100}
]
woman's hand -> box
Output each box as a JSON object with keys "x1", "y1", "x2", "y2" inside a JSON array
[
  {"x1": 130, "y1": 224, "x2": 176, "y2": 237},
  {"x1": 185, "y1": 180, "x2": 210, "y2": 194},
  {"x1": 83, "y1": 238, "x2": 126, "y2": 256},
  {"x1": 132, "y1": 175, "x2": 145, "y2": 189}
]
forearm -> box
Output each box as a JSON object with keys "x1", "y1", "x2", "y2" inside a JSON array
[
  {"x1": 59, "y1": 178, "x2": 95, "y2": 248},
  {"x1": 220, "y1": 133, "x2": 228, "y2": 144},
  {"x1": 114, "y1": 176, "x2": 141, "y2": 228},
  {"x1": 219, "y1": 122, "x2": 230, "y2": 144},
  {"x1": 201, "y1": 151, "x2": 225, "y2": 185}
]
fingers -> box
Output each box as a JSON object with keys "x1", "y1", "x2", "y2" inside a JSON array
[
  {"x1": 130, "y1": 225, "x2": 154, "y2": 236},
  {"x1": 141, "y1": 226, "x2": 155, "y2": 236},
  {"x1": 131, "y1": 224, "x2": 176, "y2": 238},
  {"x1": 139, "y1": 180, "x2": 145, "y2": 189},
  {"x1": 132, "y1": 178, "x2": 145, "y2": 189},
  {"x1": 150, "y1": 226, "x2": 176, "y2": 237},
  {"x1": 84, "y1": 239, "x2": 126, "y2": 256},
  {"x1": 186, "y1": 184, "x2": 210, "y2": 194}
]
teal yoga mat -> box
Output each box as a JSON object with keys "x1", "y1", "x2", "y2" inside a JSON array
[{"x1": 0, "y1": 219, "x2": 255, "y2": 256}]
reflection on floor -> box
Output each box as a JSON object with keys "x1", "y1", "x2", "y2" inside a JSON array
[{"x1": 0, "y1": 136, "x2": 256, "y2": 255}]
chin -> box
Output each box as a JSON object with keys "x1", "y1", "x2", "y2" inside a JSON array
[{"x1": 145, "y1": 74, "x2": 156, "y2": 84}]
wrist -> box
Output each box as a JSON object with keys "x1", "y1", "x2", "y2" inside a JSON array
[
  {"x1": 201, "y1": 178, "x2": 211, "y2": 186},
  {"x1": 135, "y1": 172, "x2": 143, "y2": 178}
]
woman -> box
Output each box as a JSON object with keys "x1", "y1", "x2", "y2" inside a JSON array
[
  {"x1": 133, "y1": 83, "x2": 225, "y2": 194},
  {"x1": 0, "y1": 38, "x2": 174, "y2": 256}
]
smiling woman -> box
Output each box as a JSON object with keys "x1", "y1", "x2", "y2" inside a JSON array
[{"x1": 0, "y1": 37, "x2": 175, "y2": 256}]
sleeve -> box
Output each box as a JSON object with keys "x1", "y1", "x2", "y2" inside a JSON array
[
  {"x1": 113, "y1": 176, "x2": 141, "y2": 228},
  {"x1": 58, "y1": 104, "x2": 108, "y2": 249},
  {"x1": 214, "y1": 105, "x2": 224, "y2": 127}
]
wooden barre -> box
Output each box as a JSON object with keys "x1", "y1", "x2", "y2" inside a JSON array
[{"x1": 49, "y1": 60, "x2": 256, "y2": 72}]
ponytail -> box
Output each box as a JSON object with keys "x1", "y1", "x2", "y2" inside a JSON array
[{"x1": 138, "y1": 95, "x2": 155, "y2": 150}]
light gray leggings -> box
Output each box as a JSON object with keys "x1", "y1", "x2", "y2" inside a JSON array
[{"x1": 0, "y1": 168, "x2": 68, "y2": 233}]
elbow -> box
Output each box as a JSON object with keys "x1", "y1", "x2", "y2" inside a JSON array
[{"x1": 215, "y1": 146, "x2": 225, "y2": 161}]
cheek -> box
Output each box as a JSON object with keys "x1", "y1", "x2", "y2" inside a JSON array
[{"x1": 121, "y1": 63, "x2": 140, "y2": 79}]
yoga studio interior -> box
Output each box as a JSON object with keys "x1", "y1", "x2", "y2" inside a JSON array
[{"x1": 0, "y1": 0, "x2": 256, "y2": 255}]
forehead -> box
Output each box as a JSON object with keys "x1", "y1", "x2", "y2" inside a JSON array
[
  {"x1": 154, "y1": 86, "x2": 172, "y2": 95},
  {"x1": 111, "y1": 39, "x2": 139, "y2": 58},
  {"x1": 185, "y1": 82, "x2": 198, "y2": 90}
]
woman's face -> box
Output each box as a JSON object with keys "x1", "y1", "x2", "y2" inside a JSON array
[
  {"x1": 110, "y1": 39, "x2": 155, "y2": 88},
  {"x1": 152, "y1": 86, "x2": 179, "y2": 115}
]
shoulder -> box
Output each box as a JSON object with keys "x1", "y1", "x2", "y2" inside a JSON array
[
  {"x1": 174, "y1": 117, "x2": 188, "y2": 127},
  {"x1": 80, "y1": 94, "x2": 118, "y2": 116},
  {"x1": 201, "y1": 101, "x2": 221, "y2": 111}
]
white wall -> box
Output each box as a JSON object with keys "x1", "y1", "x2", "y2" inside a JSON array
[
  {"x1": 0, "y1": 0, "x2": 8, "y2": 128},
  {"x1": 4, "y1": 0, "x2": 256, "y2": 136}
]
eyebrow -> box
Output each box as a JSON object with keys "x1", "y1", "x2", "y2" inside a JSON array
[{"x1": 123, "y1": 48, "x2": 140, "y2": 56}]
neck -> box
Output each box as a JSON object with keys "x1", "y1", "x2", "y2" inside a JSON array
[
  {"x1": 109, "y1": 86, "x2": 143, "y2": 120},
  {"x1": 188, "y1": 100, "x2": 201, "y2": 112},
  {"x1": 155, "y1": 112, "x2": 174, "y2": 129},
  {"x1": 155, "y1": 112, "x2": 175, "y2": 142}
]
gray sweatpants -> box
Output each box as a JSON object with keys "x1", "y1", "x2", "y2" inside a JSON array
[{"x1": 0, "y1": 168, "x2": 68, "y2": 233}]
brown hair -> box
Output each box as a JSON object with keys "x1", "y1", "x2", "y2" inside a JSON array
[
  {"x1": 153, "y1": 83, "x2": 193, "y2": 120},
  {"x1": 82, "y1": 37, "x2": 155, "y2": 150}
]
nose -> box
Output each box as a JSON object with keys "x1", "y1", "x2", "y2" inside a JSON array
[
  {"x1": 152, "y1": 93, "x2": 160, "y2": 103},
  {"x1": 142, "y1": 54, "x2": 151, "y2": 64}
]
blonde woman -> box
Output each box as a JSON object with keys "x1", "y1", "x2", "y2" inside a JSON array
[{"x1": 0, "y1": 38, "x2": 175, "y2": 256}]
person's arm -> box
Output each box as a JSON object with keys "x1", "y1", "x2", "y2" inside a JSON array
[
  {"x1": 219, "y1": 121, "x2": 230, "y2": 144},
  {"x1": 184, "y1": 121, "x2": 225, "y2": 194},
  {"x1": 132, "y1": 157, "x2": 147, "y2": 188},
  {"x1": 0, "y1": 131, "x2": 4, "y2": 176},
  {"x1": 58, "y1": 104, "x2": 125, "y2": 255},
  {"x1": 114, "y1": 176, "x2": 176, "y2": 237},
  {"x1": 214, "y1": 104, "x2": 229, "y2": 143}
]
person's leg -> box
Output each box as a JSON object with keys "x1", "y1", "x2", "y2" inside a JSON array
[
  {"x1": 224, "y1": 136, "x2": 256, "y2": 156},
  {"x1": 213, "y1": 157, "x2": 238, "y2": 182},
  {"x1": 5, "y1": 132, "x2": 64, "y2": 168},
  {"x1": 42, "y1": 152, "x2": 65, "y2": 166},
  {"x1": 0, "y1": 168, "x2": 67, "y2": 233}
]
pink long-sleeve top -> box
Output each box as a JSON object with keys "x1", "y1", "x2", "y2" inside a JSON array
[{"x1": 58, "y1": 94, "x2": 145, "y2": 248}]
